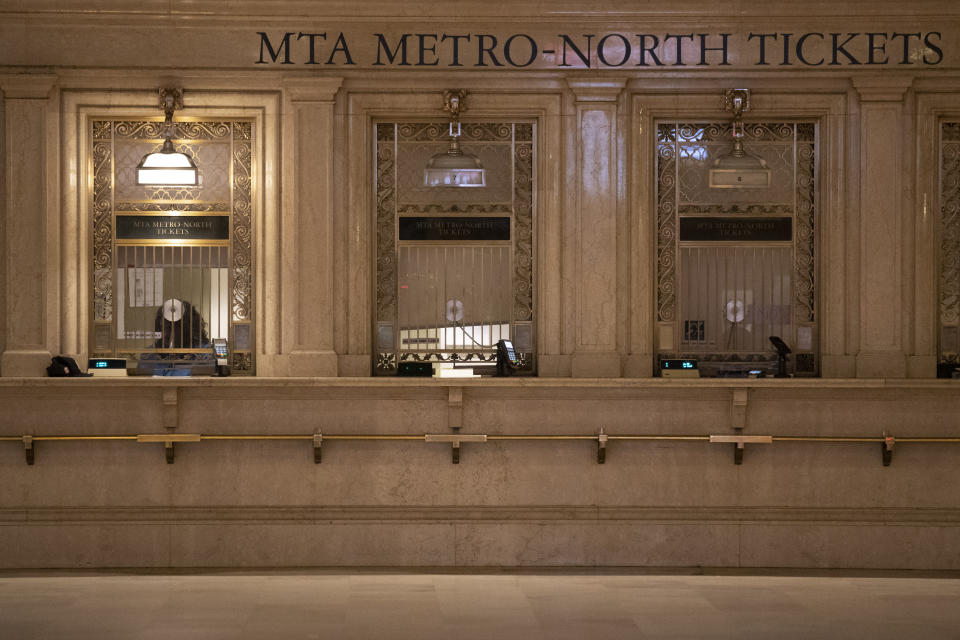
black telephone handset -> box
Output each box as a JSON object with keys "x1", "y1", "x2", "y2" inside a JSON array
[{"x1": 496, "y1": 339, "x2": 519, "y2": 376}]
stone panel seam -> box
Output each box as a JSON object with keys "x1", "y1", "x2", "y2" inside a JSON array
[{"x1": 5, "y1": 506, "x2": 960, "y2": 525}]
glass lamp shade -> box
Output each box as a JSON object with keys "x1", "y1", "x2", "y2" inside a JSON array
[
  {"x1": 136, "y1": 138, "x2": 199, "y2": 186},
  {"x1": 708, "y1": 144, "x2": 771, "y2": 189},
  {"x1": 424, "y1": 142, "x2": 486, "y2": 187}
]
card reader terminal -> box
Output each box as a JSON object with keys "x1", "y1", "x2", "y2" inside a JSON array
[
  {"x1": 496, "y1": 339, "x2": 520, "y2": 376},
  {"x1": 213, "y1": 339, "x2": 231, "y2": 376}
]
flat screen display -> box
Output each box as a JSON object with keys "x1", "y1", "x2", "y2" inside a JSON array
[{"x1": 660, "y1": 358, "x2": 698, "y2": 370}]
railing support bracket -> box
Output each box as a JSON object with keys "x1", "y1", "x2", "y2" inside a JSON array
[
  {"x1": 709, "y1": 434, "x2": 773, "y2": 465},
  {"x1": 22, "y1": 435, "x2": 34, "y2": 466},
  {"x1": 136, "y1": 434, "x2": 201, "y2": 464},
  {"x1": 882, "y1": 431, "x2": 894, "y2": 467},
  {"x1": 597, "y1": 428, "x2": 608, "y2": 464},
  {"x1": 313, "y1": 432, "x2": 322, "y2": 464},
  {"x1": 425, "y1": 433, "x2": 487, "y2": 464}
]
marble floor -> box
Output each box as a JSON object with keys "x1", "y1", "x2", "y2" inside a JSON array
[{"x1": 0, "y1": 571, "x2": 959, "y2": 639}]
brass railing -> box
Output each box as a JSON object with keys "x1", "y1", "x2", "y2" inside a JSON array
[{"x1": 3, "y1": 431, "x2": 959, "y2": 466}]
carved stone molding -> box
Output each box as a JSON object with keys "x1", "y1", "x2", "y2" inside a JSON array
[
  {"x1": 852, "y1": 76, "x2": 914, "y2": 102},
  {"x1": 0, "y1": 74, "x2": 57, "y2": 99},
  {"x1": 282, "y1": 77, "x2": 344, "y2": 103},
  {"x1": 567, "y1": 78, "x2": 627, "y2": 102}
]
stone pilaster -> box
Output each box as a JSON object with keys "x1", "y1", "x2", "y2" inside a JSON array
[
  {"x1": 566, "y1": 79, "x2": 625, "y2": 378},
  {"x1": 851, "y1": 77, "x2": 913, "y2": 378},
  {"x1": 262, "y1": 78, "x2": 344, "y2": 376},
  {"x1": 0, "y1": 75, "x2": 59, "y2": 377}
]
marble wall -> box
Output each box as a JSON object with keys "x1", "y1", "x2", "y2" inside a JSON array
[
  {"x1": 1, "y1": 378, "x2": 959, "y2": 568},
  {"x1": 1, "y1": 1, "x2": 960, "y2": 569},
  {"x1": 0, "y1": 2, "x2": 959, "y2": 377}
]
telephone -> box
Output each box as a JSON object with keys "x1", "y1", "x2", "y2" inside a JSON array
[
  {"x1": 496, "y1": 339, "x2": 519, "y2": 376},
  {"x1": 213, "y1": 338, "x2": 231, "y2": 377}
]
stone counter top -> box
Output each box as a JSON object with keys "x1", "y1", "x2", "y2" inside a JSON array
[{"x1": 0, "y1": 376, "x2": 957, "y2": 390}]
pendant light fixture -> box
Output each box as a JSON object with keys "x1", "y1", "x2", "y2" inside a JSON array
[
  {"x1": 709, "y1": 88, "x2": 771, "y2": 189},
  {"x1": 136, "y1": 88, "x2": 199, "y2": 187},
  {"x1": 424, "y1": 89, "x2": 486, "y2": 188}
]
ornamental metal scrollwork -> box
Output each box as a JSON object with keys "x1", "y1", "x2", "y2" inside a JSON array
[
  {"x1": 231, "y1": 351, "x2": 253, "y2": 372},
  {"x1": 515, "y1": 124, "x2": 534, "y2": 142},
  {"x1": 656, "y1": 127, "x2": 677, "y2": 322},
  {"x1": 92, "y1": 124, "x2": 113, "y2": 321},
  {"x1": 376, "y1": 352, "x2": 397, "y2": 371},
  {"x1": 940, "y1": 130, "x2": 960, "y2": 344},
  {"x1": 397, "y1": 203, "x2": 512, "y2": 215},
  {"x1": 678, "y1": 204, "x2": 793, "y2": 215},
  {"x1": 232, "y1": 122, "x2": 253, "y2": 324},
  {"x1": 178, "y1": 122, "x2": 232, "y2": 140},
  {"x1": 942, "y1": 123, "x2": 960, "y2": 142},
  {"x1": 115, "y1": 202, "x2": 229, "y2": 212},
  {"x1": 376, "y1": 124, "x2": 398, "y2": 324},
  {"x1": 396, "y1": 122, "x2": 513, "y2": 142},
  {"x1": 399, "y1": 352, "x2": 497, "y2": 363},
  {"x1": 514, "y1": 140, "x2": 534, "y2": 322},
  {"x1": 113, "y1": 121, "x2": 233, "y2": 141},
  {"x1": 795, "y1": 141, "x2": 816, "y2": 323},
  {"x1": 460, "y1": 123, "x2": 513, "y2": 142},
  {"x1": 113, "y1": 121, "x2": 166, "y2": 139},
  {"x1": 675, "y1": 122, "x2": 795, "y2": 144}
]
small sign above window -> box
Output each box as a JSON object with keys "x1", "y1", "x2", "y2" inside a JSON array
[
  {"x1": 678, "y1": 217, "x2": 792, "y2": 242},
  {"x1": 399, "y1": 217, "x2": 510, "y2": 241},
  {"x1": 116, "y1": 215, "x2": 230, "y2": 242}
]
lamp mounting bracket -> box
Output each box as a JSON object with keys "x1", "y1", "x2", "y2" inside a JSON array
[
  {"x1": 723, "y1": 88, "x2": 751, "y2": 118},
  {"x1": 443, "y1": 89, "x2": 468, "y2": 121},
  {"x1": 158, "y1": 88, "x2": 184, "y2": 129}
]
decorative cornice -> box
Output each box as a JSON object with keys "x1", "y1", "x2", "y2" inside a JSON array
[
  {"x1": 852, "y1": 75, "x2": 914, "y2": 102},
  {"x1": 283, "y1": 77, "x2": 344, "y2": 102},
  {"x1": 567, "y1": 78, "x2": 627, "y2": 102},
  {"x1": 0, "y1": 74, "x2": 57, "y2": 99},
  {"x1": 3, "y1": 1, "x2": 959, "y2": 21}
]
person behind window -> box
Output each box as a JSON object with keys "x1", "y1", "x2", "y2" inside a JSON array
[{"x1": 154, "y1": 298, "x2": 210, "y2": 348}]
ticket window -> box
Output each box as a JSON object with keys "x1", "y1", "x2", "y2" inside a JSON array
[
  {"x1": 655, "y1": 120, "x2": 818, "y2": 376},
  {"x1": 89, "y1": 117, "x2": 255, "y2": 373},
  {"x1": 374, "y1": 121, "x2": 536, "y2": 374}
]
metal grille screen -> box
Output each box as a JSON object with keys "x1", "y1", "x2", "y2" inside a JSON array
[
  {"x1": 940, "y1": 121, "x2": 960, "y2": 365},
  {"x1": 679, "y1": 246, "x2": 793, "y2": 353},
  {"x1": 397, "y1": 245, "x2": 511, "y2": 353},
  {"x1": 115, "y1": 245, "x2": 229, "y2": 350}
]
